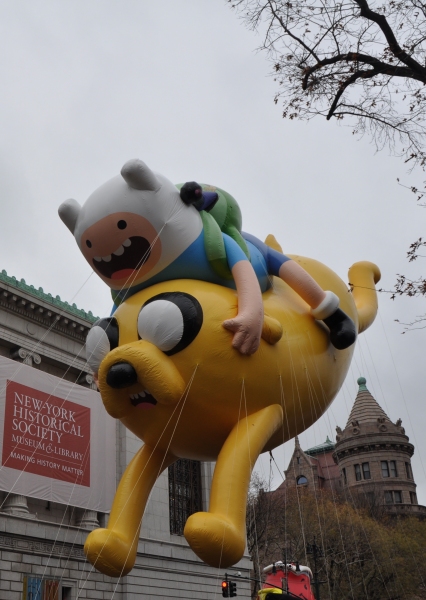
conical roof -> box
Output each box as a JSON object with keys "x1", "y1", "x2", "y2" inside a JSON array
[{"x1": 345, "y1": 377, "x2": 390, "y2": 427}]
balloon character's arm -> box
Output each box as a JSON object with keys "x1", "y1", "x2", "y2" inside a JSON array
[{"x1": 222, "y1": 259, "x2": 264, "y2": 355}]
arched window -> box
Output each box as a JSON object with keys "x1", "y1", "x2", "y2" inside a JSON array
[{"x1": 296, "y1": 475, "x2": 308, "y2": 486}]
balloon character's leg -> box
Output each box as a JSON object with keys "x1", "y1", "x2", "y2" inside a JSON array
[
  {"x1": 84, "y1": 444, "x2": 175, "y2": 577},
  {"x1": 244, "y1": 233, "x2": 356, "y2": 349},
  {"x1": 278, "y1": 261, "x2": 356, "y2": 349},
  {"x1": 184, "y1": 404, "x2": 283, "y2": 568}
]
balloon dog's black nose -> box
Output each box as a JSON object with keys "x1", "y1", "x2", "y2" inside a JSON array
[{"x1": 106, "y1": 362, "x2": 138, "y2": 389}]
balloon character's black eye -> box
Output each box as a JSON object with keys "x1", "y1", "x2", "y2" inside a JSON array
[
  {"x1": 138, "y1": 292, "x2": 203, "y2": 355},
  {"x1": 117, "y1": 220, "x2": 127, "y2": 230},
  {"x1": 86, "y1": 240, "x2": 92, "y2": 248}
]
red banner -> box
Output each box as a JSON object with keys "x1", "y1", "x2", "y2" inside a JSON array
[{"x1": 2, "y1": 380, "x2": 90, "y2": 487}]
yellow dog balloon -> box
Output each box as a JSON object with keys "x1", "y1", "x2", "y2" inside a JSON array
[{"x1": 84, "y1": 249, "x2": 380, "y2": 576}]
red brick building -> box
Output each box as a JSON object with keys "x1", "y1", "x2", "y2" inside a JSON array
[
  {"x1": 278, "y1": 435, "x2": 340, "y2": 494},
  {"x1": 277, "y1": 377, "x2": 426, "y2": 515}
]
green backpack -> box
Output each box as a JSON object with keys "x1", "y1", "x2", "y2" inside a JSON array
[{"x1": 176, "y1": 183, "x2": 250, "y2": 280}]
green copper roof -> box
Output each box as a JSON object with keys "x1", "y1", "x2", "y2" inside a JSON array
[
  {"x1": 305, "y1": 436, "x2": 335, "y2": 456},
  {"x1": 0, "y1": 270, "x2": 98, "y2": 323},
  {"x1": 357, "y1": 376, "x2": 368, "y2": 391}
]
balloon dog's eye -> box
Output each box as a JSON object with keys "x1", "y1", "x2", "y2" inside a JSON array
[
  {"x1": 137, "y1": 292, "x2": 203, "y2": 355},
  {"x1": 86, "y1": 317, "x2": 119, "y2": 372}
]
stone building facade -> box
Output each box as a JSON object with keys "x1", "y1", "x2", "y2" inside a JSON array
[
  {"x1": 333, "y1": 377, "x2": 425, "y2": 516},
  {"x1": 0, "y1": 270, "x2": 251, "y2": 600},
  {"x1": 280, "y1": 435, "x2": 340, "y2": 494},
  {"x1": 279, "y1": 377, "x2": 425, "y2": 516}
]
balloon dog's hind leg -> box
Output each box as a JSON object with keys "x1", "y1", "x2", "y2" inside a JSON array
[
  {"x1": 84, "y1": 444, "x2": 176, "y2": 577},
  {"x1": 184, "y1": 404, "x2": 283, "y2": 567}
]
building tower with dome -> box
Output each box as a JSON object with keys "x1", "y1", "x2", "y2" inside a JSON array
[
  {"x1": 333, "y1": 376, "x2": 425, "y2": 515},
  {"x1": 279, "y1": 377, "x2": 425, "y2": 516}
]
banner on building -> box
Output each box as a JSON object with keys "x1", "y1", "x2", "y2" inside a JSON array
[{"x1": 0, "y1": 356, "x2": 116, "y2": 512}]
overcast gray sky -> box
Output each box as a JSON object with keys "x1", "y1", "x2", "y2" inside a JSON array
[{"x1": 1, "y1": 1, "x2": 425, "y2": 502}]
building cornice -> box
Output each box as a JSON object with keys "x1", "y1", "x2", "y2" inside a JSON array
[
  {"x1": 333, "y1": 436, "x2": 414, "y2": 461},
  {"x1": 0, "y1": 270, "x2": 97, "y2": 322},
  {"x1": 0, "y1": 275, "x2": 97, "y2": 343}
]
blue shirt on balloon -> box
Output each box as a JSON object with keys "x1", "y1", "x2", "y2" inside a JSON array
[{"x1": 111, "y1": 230, "x2": 291, "y2": 311}]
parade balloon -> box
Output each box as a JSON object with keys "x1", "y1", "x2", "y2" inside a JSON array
[
  {"x1": 82, "y1": 256, "x2": 380, "y2": 576},
  {"x1": 59, "y1": 159, "x2": 358, "y2": 355}
]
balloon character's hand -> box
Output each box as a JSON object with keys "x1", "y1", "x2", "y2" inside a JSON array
[{"x1": 222, "y1": 313, "x2": 262, "y2": 355}]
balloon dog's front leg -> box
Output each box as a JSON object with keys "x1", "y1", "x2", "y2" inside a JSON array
[
  {"x1": 84, "y1": 444, "x2": 175, "y2": 577},
  {"x1": 184, "y1": 404, "x2": 283, "y2": 568}
]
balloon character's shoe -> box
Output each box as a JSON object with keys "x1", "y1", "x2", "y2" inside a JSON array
[
  {"x1": 311, "y1": 291, "x2": 356, "y2": 350},
  {"x1": 323, "y1": 308, "x2": 356, "y2": 350}
]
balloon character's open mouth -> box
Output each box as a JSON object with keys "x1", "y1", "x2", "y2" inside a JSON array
[
  {"x1": 130, "y1": 390, "x2": 157, "y2": 410},
  {"x1": 92, "y1": 236, "x2": 152, "y2": 280}
]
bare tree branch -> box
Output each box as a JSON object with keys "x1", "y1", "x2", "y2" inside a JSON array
[
  {"x1": 303, "y1": 53, "x2": 425, "y2": 91},
  {"x1": 327, "y1": 67, "x2": 380, "y2": 118},
  {"x1": 230, "y1": 0, "x2": 426, "y2": 320},
  {"x1": 354, "y1": 0, "x2": 426, "y2": 75},
  {"x1": 229, "y1": 0, "x2": 426, "y2": 167},
  {"x1": 267, "y1": 0, "x2": 321, "y2": 63}
]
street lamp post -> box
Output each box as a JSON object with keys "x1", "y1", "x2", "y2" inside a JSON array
[{"x1": 306, "y1": 536, "x2": 324, "y2": 600}]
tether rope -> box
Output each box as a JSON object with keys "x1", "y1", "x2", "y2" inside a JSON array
[
  {"x1": 107, "y1": 365, "x2": 199, "y2": 600},
  {"x1": 75, "y1": 364, "x2": 198, "y2": 598}
]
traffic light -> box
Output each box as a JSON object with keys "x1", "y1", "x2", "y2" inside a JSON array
[
  {"x1": 229, "y1": 581, "x2": 237, "y2": 597},
  {"x1": 222, "y1": 580, "x2": 229, "y2": 597}
]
